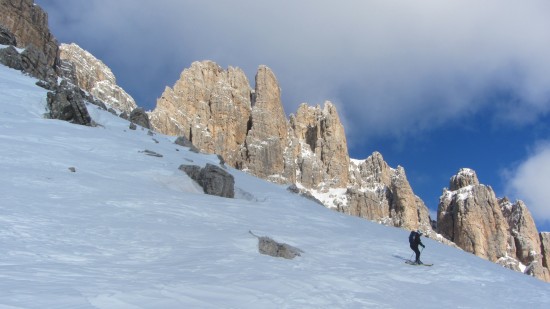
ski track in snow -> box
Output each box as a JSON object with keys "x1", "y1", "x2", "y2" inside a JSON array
[{"x1": 1, "y1": 65, "x2": 550, "y2": 308}]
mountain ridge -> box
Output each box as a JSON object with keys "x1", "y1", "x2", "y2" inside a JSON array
[{"x1": 1, "y1": 0, "x2": 550, "y2": 283}]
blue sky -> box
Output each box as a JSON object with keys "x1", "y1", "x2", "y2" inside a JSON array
[{"x1": 36, "y1": 0, "x2": 550, "y2": 231}]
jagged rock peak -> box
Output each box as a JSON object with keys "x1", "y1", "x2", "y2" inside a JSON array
[
  {"x1": 58, "y1": 43, "x2": 137, "y2": 114},
  {"x1": 290, "y1": 101, "x2": 350, "y2": 188},
  {"x1": 449, "y1": 168, "x2": 479, "y2": 191},
  {"x1": 149, "y1": 60, "x2": 252, "y2": 167}
]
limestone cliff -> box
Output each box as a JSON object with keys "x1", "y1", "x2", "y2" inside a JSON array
[
  {"x1": 149, "y1": 61, "x2": 252, "y2": 167},
  {"x1": 242, "y1": 66, "x2": 291, "y2": 182},
  {"x1": 0, "y1": 0, "x2": 58, "y2": 69},
  {"x1": 336, "y1": 153, "x2": 432, "y2": 232},
  {"x1": 58, "y1": 43, "x2": 137, "y2": 114},
  {"x1": 150, "y1": 60, "x2": 432, "y2": 233},
  {"x1": 438, "y1": 168, "x2": 550, "y2": 282},
  {"x1": 500, "y1": 198, "x2": 550, "y2": 281},
  {"x1": 290, "y1": 102, "x2": 350, "y2": 189},
  {"x1": 438, "y1": 168, "x2": 508, "y2": 261}
]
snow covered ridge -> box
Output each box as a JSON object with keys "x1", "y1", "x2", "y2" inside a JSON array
[{"x1": 3, "y1": 64, "x2": 550, "y2": 307}]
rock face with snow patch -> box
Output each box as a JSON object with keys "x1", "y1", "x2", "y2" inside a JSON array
[
  {"x1": 0, "y1": 0, "x2": 58, "y2": 69},
  {"x1": 150, "y1": 60, "x2": 431, "y2": 233},
  {"x1": 290, "y1": 102, "x2": 350, "y2": 189},
  {"x1": 58, "y1": 43, "x2": 137, "y2": 114},
  {"x1": 438, "y1": 168, "x2": 508, "y2": 262},
  {"x1": 438, "y1": 168, "x2": 550, "y2": 282},
  {"x1": 46, "y1": 80, "x2": 94, "y2": 126},
  {"x1": 341, "y1": 152, "x2": 432, "y2": 231},
  {"x1": 499, "y1": 198, "x2": 550, "y2": 281}
]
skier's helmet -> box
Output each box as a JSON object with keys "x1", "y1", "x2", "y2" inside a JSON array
[{"x1": 417, "y1": 229, "x2": 423, "y2": 235}]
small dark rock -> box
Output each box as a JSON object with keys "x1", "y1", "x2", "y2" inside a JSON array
[{"x1": 129, "y1": 123, "x2": 137, "y2": 130}]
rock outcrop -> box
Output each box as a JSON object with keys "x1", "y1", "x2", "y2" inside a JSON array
[
  {"x1": 0, "y1": 24, "x2": 17, "y2": 45},
  {"x1": 249, "y1": 231, "x2": 303, "y2": 260},
  {"x1": 0, "y1": 0, "x2": 58, "y2": 69},
  {"x1": 0, "y1": 25, "x2": 55, "y2": 84},
  {"x1": 438, "y1": 168, "x2": 508, "y2": 261},
  {"x1": 150, "y1": 61, "x2": 252, "y2": 168},
  {"x1": 151, "y1": 60, "x2": 432, "y2": 233},
  {"x1": 438, "y1": 168, "x2": 550, "y2": 282},
  {"x1": 129, "y1": 107, "x2": 151, "y2": 129},
  {"x1": 339, "y1": 153, "x2": 432, "y2": 231},
  {"x1": 541, "y1": 233, "x2": 550, "y2": 275},
  {"x1": 46, "y1": 80, "x2": 94, "y2": 126},
  {"x1": 179, "y1": 163, "x2": 235, "y2": 198},
  {"x1": 58, "y1": 43, "x2": 137, "y2": 114},
  {"x1": 290, "y1": 102, "x2": 350, "y2": 189},
  {"x1": 499, "y1": 198, "x2": 550, "y2": 281}
]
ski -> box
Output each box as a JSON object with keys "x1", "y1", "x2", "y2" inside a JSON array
[{"x1": 405, "y1": 260, "x2": 433, "y2": 266}]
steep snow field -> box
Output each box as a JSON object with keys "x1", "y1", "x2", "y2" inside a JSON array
[{"x1": 1, "y1": 65, "x2": 549, "y2": 308}]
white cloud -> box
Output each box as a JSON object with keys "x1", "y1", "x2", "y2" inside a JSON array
[
  {"x1": 506, "y1": 142, "x2": 550, "y2": 225},
  {"x1": 37, "y1": 0, "x2": 550, "y2": 142}
]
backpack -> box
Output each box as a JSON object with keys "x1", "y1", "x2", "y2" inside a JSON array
[{"x1": 408, "y1": 231, "x2": 416, "y2": 244}]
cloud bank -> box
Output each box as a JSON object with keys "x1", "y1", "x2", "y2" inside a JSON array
[
  {"x1": 507, "y1": 142, "x2": 550, "y2": 225},
  {"x1": 38, "y1": 0, "x2": 550, "y2": 143}
]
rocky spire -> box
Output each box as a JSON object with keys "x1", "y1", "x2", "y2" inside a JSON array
[
  {"x1": 449, "y1": 168, "x2": 479, "y2": 190},
  {"x1": 149, "y1": 60, "x2": 253, "y2": 167},
  {"x1": 438, "y1": 168, "x2": 508, "y2": 261},
  {"x1": 242, "y1": 65, "x2": 290, "y2": 182},
  {"x1": 499, "y1": 198, "x2": 550, "y2": 281},
  {"x1": 438, "y1": 168, "x2": 550, "y2": 282},
  {"x1": 58, "y1": 43, "x2": 137, "y2": 114},
  {"x1": 342, "y1": 152, "x2": 432, "y2": 231},
  {"x1": 149, "y1": 60, "x2": 430, "y2": 232},
  {"x1": 290, "y1": 102, "x2": 350, "y2": 188}
]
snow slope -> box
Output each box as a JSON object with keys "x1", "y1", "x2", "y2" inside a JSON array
[{"x1": 1, "y1": 65, "x2": 549, "y2": 308}]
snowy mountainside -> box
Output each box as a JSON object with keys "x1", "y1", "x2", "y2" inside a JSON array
[{"x1": 1, "y1": 65, "x2": 550, "y2": 308}]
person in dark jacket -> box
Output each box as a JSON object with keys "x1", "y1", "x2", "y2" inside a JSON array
[{"x1": 409, "y1": 229, "x2": 425, "y2": 264}]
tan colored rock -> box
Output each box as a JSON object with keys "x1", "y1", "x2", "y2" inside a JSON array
[
  {"x1": 438, "y1": 168, "x2": 508, "y2": 261},
  {"x1": 500, "y1": 198, "x2": 550, "y2": 282},
  {"x1": 58, "y1": 43, "x2": 137, "y2": 114},
  {"x1": 0, "y1": 0, "x2": 58, "y2": 68},
  {"x1": 341, "y1": 152, "x2": 432, "y2": 231},
  {"x1": 150, "y1": 61, "x2": 252, "y2": 167},
  {"x1": 540, "y1": 233, "x2": 550, "y2": 277},
  {"x1": 290, "y1": 102, "x2": 349, "y2": 189},
  {"x1": 242, "y1": 65, "x2": 290, "y2": 182}
]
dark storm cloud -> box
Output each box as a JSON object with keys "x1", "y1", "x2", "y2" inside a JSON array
[{"x1": 38, "y1": 0, "x2": 550, "y2": 142}]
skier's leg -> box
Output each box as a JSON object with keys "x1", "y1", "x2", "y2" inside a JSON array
[{"x1": 414, "y1": 247, "x2": 420, "y2": 263}]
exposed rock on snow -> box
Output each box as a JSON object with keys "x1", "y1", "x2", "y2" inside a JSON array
[
  {"x1": 58, "y1": 43, "x2": 137, "y2": 114},
  {"x1": 46, "y1": 80, "x2": 94, "y2": 126},
  {"x1": 249, "y1": 231, "x2": 303, "y2": 260},
  {"x1": 0, "y1": 0, "x2": 58, "y2": 69},
  {"x1": 0, "y1": 45, "x2": 23, "y2": 70},
  {"x1": 179, "y1": 163, "x2": 235, "y2": 198},
  {"x1": 500, "y1": 197, "x2": 550, "y2": 281},
  {"x1": 129, "y1": 107, "x2": 151, "y2": 129},
  {"x1": 341, "y1": 152, "x2": 432, "y2": 231}
]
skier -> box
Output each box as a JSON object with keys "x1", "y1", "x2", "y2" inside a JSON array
[{"x1": 409, "y1": 229, "x2": 425, "y2": 265}]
